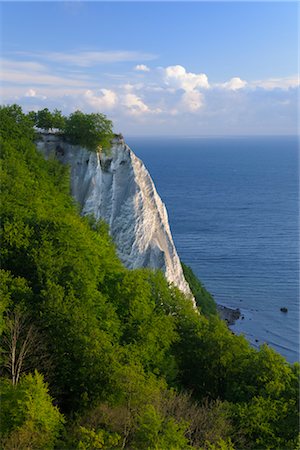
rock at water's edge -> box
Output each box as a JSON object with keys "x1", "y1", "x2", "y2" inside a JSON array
[{"x1": 217, "y1": 304, "x2": 241, "y2": 326}]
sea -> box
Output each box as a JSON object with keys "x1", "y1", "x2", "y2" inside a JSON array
[{"x1": 126, "y1": 136, "x2": 299, "y2": 364}]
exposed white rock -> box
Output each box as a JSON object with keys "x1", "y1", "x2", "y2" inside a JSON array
[{"x1": 36, "y1": 134, "x2": 192, "y2": 298}]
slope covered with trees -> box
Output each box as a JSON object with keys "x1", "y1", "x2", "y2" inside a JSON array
[
  {"x1": 181, "y1": 262, "x2": 217, "y2": 317},
  {"x1": 0, "y1": 105, "x2": 298, "y2": 449}
]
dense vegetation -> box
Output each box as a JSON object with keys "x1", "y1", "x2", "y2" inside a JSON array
[
  {"x1": 181, "y1": 263, "x2": 217, "y2": 317},
  {"x1": 0, "y1": 104, "x2": 299, "y2": 449},
  {"x1": 25, "y1": 106, "x2": 113, "y2": 151}
]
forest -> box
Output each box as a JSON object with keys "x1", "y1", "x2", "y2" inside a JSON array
[{"x1": 0, "y1": 104, "x2": 299, "y2": 449}]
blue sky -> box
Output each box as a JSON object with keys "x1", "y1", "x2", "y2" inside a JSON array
[{"x1": 1, "y1": 1, "x2": 298, "y2": 135}]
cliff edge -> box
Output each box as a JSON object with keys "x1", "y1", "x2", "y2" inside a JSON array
[{"x1": 36, "y1": 134, "x2": 192, "y2": 297}]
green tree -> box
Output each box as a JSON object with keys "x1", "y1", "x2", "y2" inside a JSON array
[
  {"x1": 112, "y1": 269, "x2": 178, "y2": 379},
  {"x1": 0, "y1": 270, "x2": 34, "y2": 373},
  {"x1": 26, "y1": 110, "x2": 37, "y2": 125},
  {"x1": 74, "y1": 426, "x2": 120, "y2": 449},
  {"x1": 0, "y1": 104, "x2": 35, "y2": 141},
  {"x1": 52, "y1": 108, "x2": 66, "y2": 130},
  {"x1": 202, "y1": 438, "x2": 235, "y2": 450},
  {"x1": 36, "y1": 108, "x2": 54, "y2": 131},
  {"x1": 133, "y1": 404, "x2": 189, "y2": 450},
  {"x1": 229, "y1": 396, "x2": 298, "y2": 450},
  {"x1": 27, "y1": 108, "x2": 65, "y2": 131},
  {"x1": 64, "y1": 110, "x2": 113, "y2": 151},
  {"x1": 0, "y1": 371, "x2": 64, "y2": 449}
]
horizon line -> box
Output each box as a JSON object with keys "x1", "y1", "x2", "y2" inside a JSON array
[{"x1": 124, "y1": 134, "x2": 299, "y2": 138}]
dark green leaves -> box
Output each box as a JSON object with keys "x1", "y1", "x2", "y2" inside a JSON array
[
  {"x1": 0, "y1": 104, "x2": 35, "y2": 141},
  {"x1": 64, "y1": 110, "x2": 113, "y2": 151}
]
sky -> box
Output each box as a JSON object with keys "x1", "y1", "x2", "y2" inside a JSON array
[{"x1": 0, "y1": 1, "x2": 298, "y2": 136}]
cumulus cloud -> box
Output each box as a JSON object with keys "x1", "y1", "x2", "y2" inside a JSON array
[
  {"x1": 181, "y1": 90, "x2": 204, "y2": 112},
  {"x1": 134, "y1": 64, "x2": 150, "y2": 72},
  {"x1": 161, "y1": 65, "x2": 208, "y2": 114},
  {"x1": 164, "y1": 65, "x2": 209, "y2": 92},
  {"x1": 221, "y1": 77, "x2": 247, "y2": 91},
  {"x1": 122, "y1": 93, "x2": 150, "y2": 115},
  {"x1": 84, "y1": 89, "x2": 117, "y2": 109},
  {"x1": 24, "y1": 88, "x2": 47, "y2": 100}
]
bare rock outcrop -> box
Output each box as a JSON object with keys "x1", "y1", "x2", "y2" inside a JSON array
[{"x1": 37, "y1": 134, "x2": 192, "y2": 298}]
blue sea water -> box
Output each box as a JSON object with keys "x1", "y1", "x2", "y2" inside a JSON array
[{"x1": 126, "y1": 136, "x2": 299, "y2": 363}]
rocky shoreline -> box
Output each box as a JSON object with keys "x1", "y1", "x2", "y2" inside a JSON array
[{"x1": 217, "y1": 304, "x2": 241, "y2": 326}]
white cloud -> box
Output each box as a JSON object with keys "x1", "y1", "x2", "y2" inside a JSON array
[
  {"x1": 123, "y1": 83, "x2": 140, "y2": 92},
  {"x1": 181, "y1": 90, "x2": 204, "y2": 112},
  {"x1": 84, "y1": 89, "x2": 117, "y2": 109},
  {"x1": 214, "y1": 75, "x2": 300, "y2": 92},
  {"x1": 251, "y1": 76, "x2": 299, "y2": 90},
  {"x1": 221, "y1": 77, "x2": 247, "y2": 91},
  {"x1": 24, "y1": 88, "x2": 47, "y2": 100},
  {"x1": 25, "y1": 89, "x2": 37, "y2": 97},
  {"x1": 164, "y1": 65, "x2": 209, "y2": 92},
  {"x1": 122, "y1": 93, "x2": 150, "y2": 115},
  {"x1": 15, "y1": 50, "x2": 157, "y2": 67},
  {"x1": 0, "y1": 58, "x2": 90, "y2": 87},
  {"x1": 1, "y1": 55, "x2": 297, "y2": 135},
  {"x1": 1, "y1": 70, "x2": 88, "y2": 87},
  {"x1": 1, "y1": 59, "x2": 47, "y2": 72},
  {"x1": 134, "y1": 64, "x2": 150, "y2": 72}
]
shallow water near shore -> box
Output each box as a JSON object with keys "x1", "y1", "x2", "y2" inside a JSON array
[{"x1": 127, "y1": 135, "x2": 299, "y2": 363}]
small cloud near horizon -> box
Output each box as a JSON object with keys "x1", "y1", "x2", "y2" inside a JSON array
[{"x1": 134, "y1": 64, "x2": 150, "y2": 72}]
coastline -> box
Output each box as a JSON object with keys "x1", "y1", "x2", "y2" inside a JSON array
[{"x1": 217, "y1": 304, "x2": 241, "y2": 326}]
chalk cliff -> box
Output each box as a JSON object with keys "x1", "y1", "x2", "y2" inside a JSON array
[{"x1": 36, "y1": 134, "x2": 192, "y2": 297}]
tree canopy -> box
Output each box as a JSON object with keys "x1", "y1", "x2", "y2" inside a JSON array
[
  {"x1": 3, "y1": 104, "x2": 114, "y2": 151},
  {"x1": 64, "y1": 110, "x2": 113, "y2": 151}
]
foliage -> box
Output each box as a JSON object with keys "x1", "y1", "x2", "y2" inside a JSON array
[
  {"x1": 133, "y1": 404, "x2": 189, "y2": 450},
  {"x1": 31, "y1": 108, "x2": 66, "y2": 131},
  {"x1": 66, "y1": 375, "x2": 231, "y2": 450},
  {"x1": 0, "y1": 104, "x2": 298, "y2": 449},
  {"x1": 1, "y1": 104, "x2": 112, "y2": 152},
  {"x1": 0, "y1": 371, "x2": 64, "y2": 449},
  {"x1": 0, "y1": 104, "x2": 35, "y2": 141},
  {"x1": 229, "y1": 395, "x2": 299, "y2": 450},
  {"x1": 36, "y1": 108, "x2": 54, "y2": 131},
  {"x1": 0, "y1": 270, "x2": 32, "y2": 338},
  {"x1": 182, "y1": 262, "x2": 217, "y2": 316},
  {"x1": 64, "y1": 110, "x2": 114, "y2": 151},
  {"x1": 74, "y1": 426, "x2": 121, "y2": 449},
  {"x1": 202, "y1": 438, "x2": 235, "y2": 450}
]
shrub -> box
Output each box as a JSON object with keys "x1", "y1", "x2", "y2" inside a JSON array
[{"x1": 0, "y1": 371, "x2": 64, "y2": 449}]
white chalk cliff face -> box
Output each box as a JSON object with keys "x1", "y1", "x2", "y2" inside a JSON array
[{"x1": 36, "y1": 134, "x2": 192, "y2": 297}]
